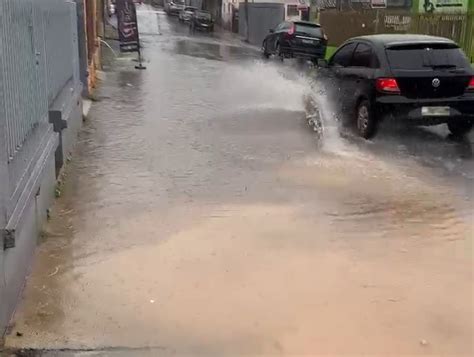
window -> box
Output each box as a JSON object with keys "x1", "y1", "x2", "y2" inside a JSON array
[
  {"x1": 275, "y1": 22, "x2": 289, "y2": 32},
  {"x1": 330, "y1": 43, "x2": 357, "y2": 67},
  {"x1": 386, "y1": 44, "x2": 470, "y2": 70},
  {"x1": 274, "y1": 23, "x2": 283, "y2": 31},
  {"x1": 351, "y1": 43, "x2": 374, "y2": 68},
  {"x1": 287, "y1": 5, "x2": 299, "y2": 17},
  {"x1": 295, "y1": 24, "x2": 323, "y2": 38}
]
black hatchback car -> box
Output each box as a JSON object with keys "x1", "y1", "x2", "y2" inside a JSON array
[
  {"x1": 262, "y1": 21, "x2": 327, "y2": 63},
  {"x1": 190, "y1": 10, "x2": 214, "y2": 32},
  {"x1": 318, "y1": 34, "x2": 474, "y2": 139}
]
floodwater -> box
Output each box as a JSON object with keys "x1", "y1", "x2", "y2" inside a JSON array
[{"x1": 3, "y1": 5, "x2": 473, "y2": 356}]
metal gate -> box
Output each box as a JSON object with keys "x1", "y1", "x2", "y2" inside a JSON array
[
  {"x1": 0, "y1": 0, "x2": 80, "y2": 331},
  {"x1": 239, "y1": 3, "x2": 285, "y2": 46}
]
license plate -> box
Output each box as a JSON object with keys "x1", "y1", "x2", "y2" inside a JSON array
[
  {"x1": 302, "y1": 39, "x2": 314, "y2": 44},
  {"x1": 422, "y1": 106, "x2": 450, "y2": 116}
]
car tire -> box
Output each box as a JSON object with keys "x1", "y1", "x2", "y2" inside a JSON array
[
  {"x1": 276, "y1": 43, "x2": 284, "y2": 62},
  {"x1": 356, "y1": 99, "x2": 378, "y2": 139},
  {"x1": 447, "y1": 121, "x2": 473, "y2": 136},
  {"x1": 262, "y1": 41, "x2": 270, "y2": 59}
]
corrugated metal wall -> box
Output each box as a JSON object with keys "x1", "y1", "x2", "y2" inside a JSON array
[
  {"x1": 239, "y1": 3, "x2": 285, "y2": 46},
  {"x1": 320, "y1": 9, "x2": 473, "y2": 60},
  {"x1": 0, "y1": 0, "x2": 79, "y2": 229},
  {"x1": 1, "y1": 0, "x2": 81, "y2": 331},
  {"x1": 412, "y1": 13, "x2": 468, "y2": 49},
  {"x1": 42, "y1": 0, "x2": 77, "y2": 105},
  {"x1": 0, "y1": 0, "x2": 48, "y2": 160}
]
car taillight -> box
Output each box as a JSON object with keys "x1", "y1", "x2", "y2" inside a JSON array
[
  {"x1": 376, "y1": 78, "x2": 400, "y2": 94},
  {"x1": 467, "y1": 77, "x2": 474, "y2": 91}
]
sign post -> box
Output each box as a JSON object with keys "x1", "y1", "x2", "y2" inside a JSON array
[{"x1": 116, "y1": 0, "x2": 146, "y2": 70}]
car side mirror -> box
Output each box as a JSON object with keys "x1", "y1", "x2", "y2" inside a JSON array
[
  {"x1": 269, "y1": 29, "x2": 274, "y2": 33},
  {"x1": 317, "y1": 59, "x2": 328, "y2": 68}
]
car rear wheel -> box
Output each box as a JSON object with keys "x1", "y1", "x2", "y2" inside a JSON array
[
  {"x1": 356, "y1": 99, "x2": 377, "y2": 139},
  {"x1": 275, "y1": 43, "x2": 284, "y2": 62},
  {"x1": 447, "y1": 121, "x2": 473, "y2": 136},
  {"x1": 262, "y1": 40, "x2": 270, "y2": 59}
]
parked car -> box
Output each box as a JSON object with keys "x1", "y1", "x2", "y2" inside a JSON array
[
  {"x1": 179, "y1": 6, "x2": 197, "y2": 22},
  {"x1": 164, "y1": 0, "x2": 185, "y2": 16},
  {"x1": 190, "y1": 10, "x2": 214, "y2": 32},
  {"x1": 317, "y1": 34, "x2": 474, "y2": 139},
  {"x1": 262, "y1": 21, "x2": 327, "y2": 63}
]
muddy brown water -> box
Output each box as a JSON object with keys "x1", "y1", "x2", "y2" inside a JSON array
[{"x1": 3, "y1": 6, "x2": 473, "y2": 357}]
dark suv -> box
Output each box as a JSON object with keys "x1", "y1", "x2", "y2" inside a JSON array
[
  {"x1": 262, "y1": 21, "x2": 327, "y2": 63},
  {"x1": 318, "y1": 34, "x2": 474, "y2": 139}
]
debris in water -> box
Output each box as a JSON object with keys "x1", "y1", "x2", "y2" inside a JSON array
[{"x1": 48, "y1": 266, "x2": 60, "y2": 277}]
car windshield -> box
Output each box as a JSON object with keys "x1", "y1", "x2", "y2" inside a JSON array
[
  {"x1": 196, "y1": 11, "x2": 211, "y2": 20},
  {"x1": 295, "y1": 24, "x2": 323, "y2": 38},
  {"x1": 386, "y1": 44, "x2": 469, "y2": 70}
]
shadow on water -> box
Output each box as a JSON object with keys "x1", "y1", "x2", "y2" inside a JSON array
[
  {"x1": 331, "y1": 121, "x2": 474, "y2": 200},
  {"x1": 359, "y1": 123, "x2": 473, "y2": 168},
  {"x1": 173, "y1": 39, "x2": 259, "y2": 62}
]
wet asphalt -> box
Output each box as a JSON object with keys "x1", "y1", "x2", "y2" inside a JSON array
[{"x1": 2, "y1": 5, "x2": 473, "y2": 357}]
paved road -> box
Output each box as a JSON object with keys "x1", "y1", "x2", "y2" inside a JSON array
[{"x1": 4, "y1": 6, "x2": 473, "y2": 356}]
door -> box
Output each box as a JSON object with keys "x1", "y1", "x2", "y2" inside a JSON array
[
  {"x1": 342, "y1": 42, "x2": 377, "y2": 111},
  {"x1": 290, "y1": 23, "x2": 326, "y2": 57},
  {"x1": 267, "y1": 22, "x2": 286, "y2": 53}
]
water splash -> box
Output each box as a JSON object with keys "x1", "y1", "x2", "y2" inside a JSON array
[
  {"x1": 305, "y1": 77, "x2": 349, "y2": 154},
  {"x1": 219, "y1": 60, "x2": 310, "y2": 112},
  {"x1": 219, "y1": 60, "x2": 350, "y2": 154}
]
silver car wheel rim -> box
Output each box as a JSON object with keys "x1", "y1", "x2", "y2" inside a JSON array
[{"x1": 358, "y1": 105, "x2": 369, "y2": 132}]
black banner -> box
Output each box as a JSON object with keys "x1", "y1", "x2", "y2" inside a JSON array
[{"x1": 116, "y1": 0, "x2": 140, "y2": 52}]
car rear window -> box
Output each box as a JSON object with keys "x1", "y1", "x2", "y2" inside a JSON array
[
  {"x1": 386, "y1": 43, "x2": 469, "y2": 70},
  {"x1": 295, "y1": 24, "x2": 323, "y2": 38},
  {"x1": 196, "y1": 11, "x2": 211, "y2": 19}
]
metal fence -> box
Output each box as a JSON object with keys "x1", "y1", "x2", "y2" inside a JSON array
[
  {"x1": 239, "y1": 3, "x2": 285, "y2": 46},
  {"x1": 0, "y1": 0, "x2": 79, "y2": 230},
  {"x1": 320, "y1": 9, "x2": 474, "y2": 62},
  {"x1": 461, "y1": 13, "x2": 474, "y2": 62}
]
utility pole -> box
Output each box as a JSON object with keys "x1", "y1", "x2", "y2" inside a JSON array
[{"x1": 244, "y1": 0, "x2": 249, "y2": 42}]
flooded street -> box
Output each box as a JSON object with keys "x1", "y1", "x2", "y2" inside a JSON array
[{"x1": 4, "y1": 6, "x2": 473, "y2": 356}]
